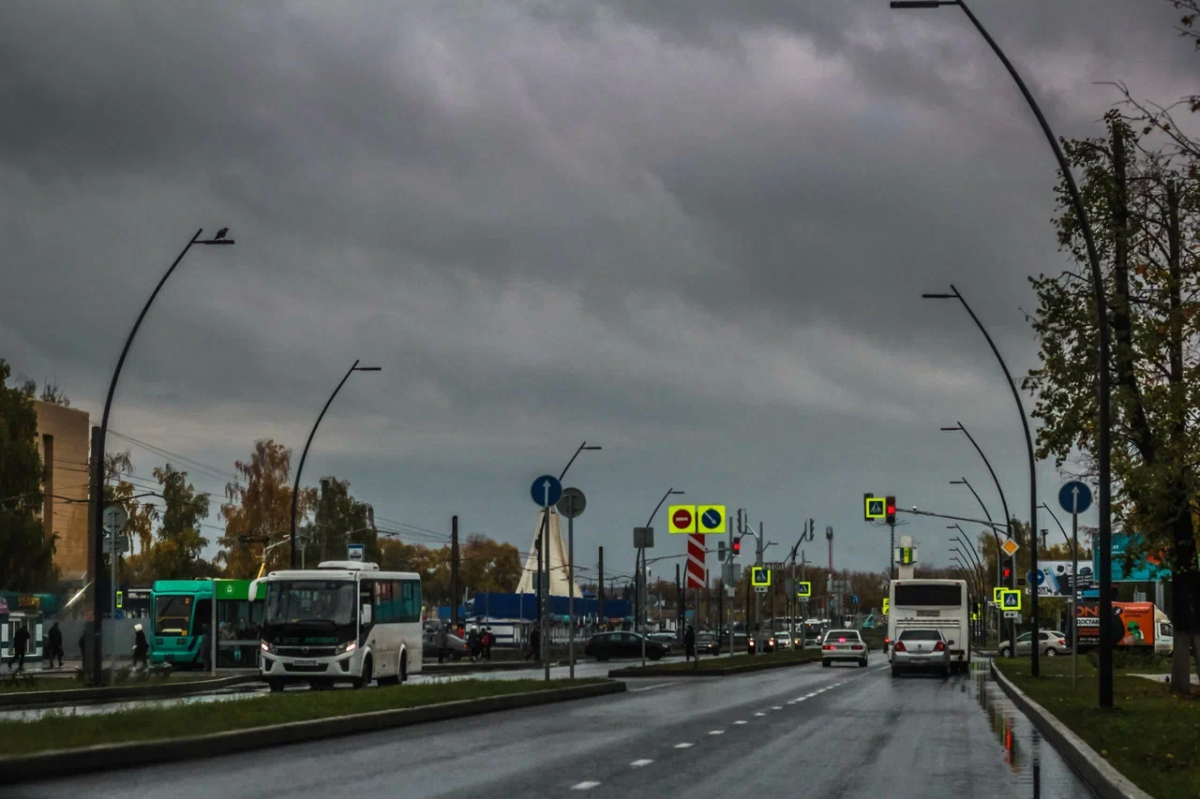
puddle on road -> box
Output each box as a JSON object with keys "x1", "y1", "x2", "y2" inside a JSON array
[{"x1": 970, "y1": 660, "x2": 1094, "y2": 798}]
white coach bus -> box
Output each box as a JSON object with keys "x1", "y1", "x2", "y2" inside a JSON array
[
  {"x1": 888, "y1": 578, "x2": 970, "y2": 674},
  {"x1": 256, "y1": 561, "x2": 422, "y2": 691}
]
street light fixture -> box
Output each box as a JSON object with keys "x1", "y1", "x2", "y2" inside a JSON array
[
  {"x1": 90, "y1": 227, "x2": 236, "y2": 684},
  {"x1": 893, "y1": 0, "x2": 1108, "y2": 698},
  {"x1": 289, "y1": 360, "x2": 381, "y2": 566},
  {"x1": 637, "y1": 488, "x2": 683, "y2": 667}
]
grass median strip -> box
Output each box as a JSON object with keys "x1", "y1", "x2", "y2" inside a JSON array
[
  {"x1": 0, "y1": 678, "x2": 607, "y2": 759},
  {"x1": 0, "y1": 672, "x2": 218, "y2": 694},
  {"x1": 994, "y1": 657, "x2": 1200, "y2": 799},
  {"x1": 614, "y1": 648, "x2": 823, "y2": 675}
]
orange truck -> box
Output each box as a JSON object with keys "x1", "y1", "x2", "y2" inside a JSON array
[{"x1": 1075, "y1": 601, "x2": 1174, "y2": 654}]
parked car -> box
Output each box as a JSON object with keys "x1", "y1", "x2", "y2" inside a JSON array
[
  {"x1": 695, "y1": 632, "x2": 721, "y2": 655},
  {"x1": 748, "y1": 633, "x2": 776, "y2": 654},
  {"x1": 775, "y1": 632, "x2": 794, "y2": 651},
  {"x1": 584, "y1": 632, "x2": 667, "y2": 661},
  {"x1": 890, "y1": 629, "x2": 950, "y2": 677},
  {"x1": 821, "y1": 629, "x2": 868, "y2": 668},
  {"x1": 997, "y1": 630, "x2": 1071, "y2": 658}
]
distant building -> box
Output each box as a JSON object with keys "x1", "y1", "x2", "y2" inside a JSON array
[{"x1": 33, "y1": 400, "x2": 90, "y2": 582}]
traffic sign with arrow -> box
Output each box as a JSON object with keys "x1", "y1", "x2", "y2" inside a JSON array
[
  {"x1": 530, "y1": 475, "x2": 563, "y2": 508},
  {"x1": 1058, "y1": 481, "x2": 1093, "y2": 515}
]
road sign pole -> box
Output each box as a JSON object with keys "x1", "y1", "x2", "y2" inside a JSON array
[
  {"x1": 640, "y1": 546, "x2": 647, "y2": 668},
  {"x1": 543, "y1": 482, "x2": 550, "y2": 683},
  {"x1": 755, "y1": 522, "x2": 763, "y2": 655},
  {"x1": 568, "y1": 494, "x2": 575, "y2": 681},
  {"x1": 1072, "y1": 491, "x2": 1079, "y2": 691}
]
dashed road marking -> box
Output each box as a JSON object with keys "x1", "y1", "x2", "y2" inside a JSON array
[
  {"x1": 572, "y1": 782, "x2": 601, "y2": 790},
  {"x1": 754, "y1": 712, "x2": 766, "y2": 717},
  {"x1": 772, "y1": 705, "x2": 783, "y2": 710},
  {"x1": 630, "y1": 759, "x2": 654, "y2": 768},
  {"x1": 734, "y1": 720, "x2": 748, "y2": 725},
  {"x1": 674, "y1": 742, "x2": 694, "y2": 749},
  {"x1": 709, "y1": 730, "x2": 724, "y2": 735}
]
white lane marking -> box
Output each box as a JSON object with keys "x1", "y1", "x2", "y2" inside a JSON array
[
  {"x1": 629, "y1": 682, "x2": 678, "y2": 693},
  {"x1": 754, "y1": 712, "x2": 766, "y2": 717},
  {"x1": 772, "y1": 705, "x2": 783, "y2": 710},
  {"x1": 630, "y1": 759, "x2": 654, "y2": 768},
  {"x1": 787, "y1": 699, "x2": 799, "y2": 705},
  {"x1": 804, "y1": 693, "x2": 817, "y2": 698},
  {"x1": 674, "y1": 742, "x2": 694, "y2": 749},
  {"x1": 709, "y1": 730, "x2": 724, "y2": 735},
  {"x1": 572, "y1": 782, "x2": 601, "y2": 790},
  {"x1": 734, "y1": 720, "x2": 748, "y2": 725}
]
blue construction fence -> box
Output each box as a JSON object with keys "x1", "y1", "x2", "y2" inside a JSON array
[{"x1": 435, "y1": 592, "x2": 631, "y2": 622}]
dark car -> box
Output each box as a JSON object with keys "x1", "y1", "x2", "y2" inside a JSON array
[
  {"x1": 421, "y1": 630, "x2": 471, "y2": 661},
  {"x1": 584, "y1": 632, "x2": 667, "y2": 662},
  {"x1": 696, "y1": 633, "x2": 721, "y2": 655},
  {"x1": 748, "y1": 633, "x2": 776, "y2": 654}
]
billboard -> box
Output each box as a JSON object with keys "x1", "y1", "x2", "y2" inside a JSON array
[
  {"x1": 1076, "y1": 602, "x2": 1158, "y2": 648},
  {"x1": 1025, "y1": 561, "x2": 1094, "y2": 597},
  {"x1": 1095, "y1": 533, "x2": 1171, "y2": 583}
]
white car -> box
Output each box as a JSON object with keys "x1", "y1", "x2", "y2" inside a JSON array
[
  {"x1": 821, "y1": 629, "x2": 868, "y2": 668},
  {"x1": 891, "y1": 629, "x2": 951, "y2": 678},
  {"x1": 775, "y1": 632, "x2": 794, "y2": 651}
]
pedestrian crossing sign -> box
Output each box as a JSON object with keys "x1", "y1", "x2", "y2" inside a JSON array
[
  {"x1": 993, "y1": 587, "x2": 1004, "y2": 603},
  {"x1": 882, "y1": 598, "x2": 889, "y2": 615},
  {"x1": 1000, "y1": 589, "x2": 1022, "y2": 611},
  {"x1": 751, "y1": 567, "x2": 771, "y2": 587},
  {"x1": 865, "y1": 495, "x2": 886, "y2": 520},
  {"x1": 795, "y1": 581, "x2": 811, "y2": 598}
]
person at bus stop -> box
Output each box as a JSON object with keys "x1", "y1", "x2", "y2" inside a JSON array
[
  {"x1": 200, "y1": 623, "x2": 212, "y2": 671},
  {"x1": 483, "y1": 626, "x2": 494, "y2": 661},
  {"x1": 48, "y1": 622, "x2": 64, "y2": 668},
  {"x1": 526, "y1": 625, "x2": 541, "y2": 662},
  {"x1": 132, "y1": 623, "x2": 149, "y2": 669},
  {"x1": 684, "y1": 624, "x2": 696, "y2": 662},
  {"x1": 11, "y1": 623, "x2": 30, "y2": 671},
  {"x1": 468, "y1": 627, "x2": 481, "y2": 662}
]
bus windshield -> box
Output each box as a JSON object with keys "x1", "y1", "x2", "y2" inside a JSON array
[
  {"x1": 266, "y1": 581, "x2": 356, "y2": 626},
  {"x1": 156, "y1": 595, "x2": 194, "y2": 635}
]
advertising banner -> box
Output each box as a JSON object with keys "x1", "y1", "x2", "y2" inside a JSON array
[
  {"x1": 1025, "y1": 561, "x2": 1094, "y2": 597},
  {"x1": 1076, "y1": 601, "x2": 1156, "y2": 647}
]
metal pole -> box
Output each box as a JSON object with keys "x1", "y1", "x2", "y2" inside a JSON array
[
  {"x1": 451, "y1": 515, "x2": 459, "y2": 632},
  {"x1": 755, "y1": 522, "x2": 763, "y2": 655},
  {"x1": 543, "y1": 506, "x2": 550, "y2": 682},
  {"x1": 598, "y1": 546, "x2": 604, "y2": 622},
  {"x1": 889, "y1": 521, "x2": 896, "y2": 579},
  {"x1": 954, "y1": 0, "x2": 1109, "y2": 705},
  {"x1": 568, "y1": 496, "x2": 575, "y2": 680},
  {"x1": 109, "y1": 520, "x2": 117, "y2": 668},
  {"x1": 210, "y1": 578, "x2": 217, "y2": 676},
  {"x1": 640, "y1": 547, "x2": 647, "y2": 667},
  {"x1": 290, "y1": 360, "x2": 370, "y2": 567},
  {"x1": 1072, "y1": 496, "x2": 1079, "y2": 691}
]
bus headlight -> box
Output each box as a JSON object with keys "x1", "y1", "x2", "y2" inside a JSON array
[
  {"x1": 261, "y1": 641, "x2": 276, "y2": 653},
  {"x1": 337, "y1": 641, "x2": 357, "y2": 654}
]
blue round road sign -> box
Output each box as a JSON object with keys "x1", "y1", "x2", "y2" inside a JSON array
[
  {"x1": 1058, "y1": 481, "x2": 1092, "y2": 515},
  {"x1": 531, "y1": 475, "x2": 563, "y2": 507},
  {"x1": 701, "y1": 509, "x2": 721, "y2": 530}
]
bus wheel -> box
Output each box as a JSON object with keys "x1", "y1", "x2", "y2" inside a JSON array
[
  {"x1": 400, "y1": 652, "x2": 408, "y2": 683},
  {"x1": 355, "y1": 656, "x2": 373, "y2": 689}
]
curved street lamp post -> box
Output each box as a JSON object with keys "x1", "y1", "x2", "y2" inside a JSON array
[{"x1": 91, "y1": 228, "x2": 235, "y2": 684}]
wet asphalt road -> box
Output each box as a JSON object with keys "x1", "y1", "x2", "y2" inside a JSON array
[{"x1": 13, "y1": 658, "x2": 1094, "y2": 799}]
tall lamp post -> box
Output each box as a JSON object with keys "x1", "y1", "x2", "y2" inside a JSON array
[
  {"x1": 639, "y1": 487, "x2": 683, "y2": 667},
  {"x1": 289, "y1": 360, "x2": 381, "y2": 566},
  {"x1": 950, "y1": 478, "x2": 1002, "y2": 586},
  {"x1": 91, "y1": 227, "x2": 235, "y2": 684},
  {"x1": 942, "y1": 423, "x2": 1020, "y2": 656},
  {"x1": 925, "y1": 284, "x2": 1039, "y2": 673},
  {"x1": 893, "y1": 0, "x2": 1109, "y2": 697}
]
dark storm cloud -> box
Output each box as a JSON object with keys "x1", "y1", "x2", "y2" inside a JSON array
[{"x1": 2, "y1": 0, "x2": 1192, "y2": 574}]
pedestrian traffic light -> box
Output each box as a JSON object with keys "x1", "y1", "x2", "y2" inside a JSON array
[
  {"x1": 885, "y1": 496, "x2": 896, "y2": 525},
  {"x1": 732, "y1": 537, "x2": 741, "y2": 556},
  {"x1": 1003, "y1": 566, "x2": 1012, "y2": 581}
]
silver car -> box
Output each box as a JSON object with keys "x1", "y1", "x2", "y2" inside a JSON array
[
  {"x1": 821, "y1": 629, "x2": 869, "y2": 668},
  {"x1": 998, "y1": 630, "x2": 1071, "y2": 658},
  {"x1": 775, "y1": 632, "x2": 794, "y2": 651},
  {"x1": 890, "y1": 628, "x2": 950, "y2": 677}
]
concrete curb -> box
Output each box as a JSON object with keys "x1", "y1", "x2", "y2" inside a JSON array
[
  {"x1": 2, "y1": 680, "x2": 626, "y2": 784},
  {"x1": 422, "y1": 660, "x2": 560, "y2": 674},
  {"x1": 989, "y1": 663, "x2": 1154, "y2": 799},
  {"x1": 0, "y1": 674, "x2": 261, "y2": 710},
  {"x1": 608, "y1": 656, "x2": 820, "y2": 678}
]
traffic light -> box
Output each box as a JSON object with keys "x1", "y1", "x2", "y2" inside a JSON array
[
  {"x1": 718, "y1": 540, "x2": 727, "y2": 562},
  {"x1": 885, "y1": 496, "x2": 896, "y2": 525},
  {"x1": 1003, "y1": 566, "x2": 1012, "y2": 581},
  {"x1": 732, "y1": 537, "x2": 742, "y2": 556}
]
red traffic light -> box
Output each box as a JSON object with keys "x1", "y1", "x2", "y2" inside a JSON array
[
  {"x1": 885, "y1": 495, "x2": 896, "y2": 524},
  {"x1": 1003, "y1": 567, "x2": 1012, "y2": 580},
  {"x1": 732, "y1": 538, "x2": 741, "y2": 555}
]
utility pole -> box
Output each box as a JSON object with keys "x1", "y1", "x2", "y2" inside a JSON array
[
  {"x1": 756, "y1": 521, "x2": 764, "y2": 655},
  {"x1": 451, "y1": 515, "x2": 459, "y2": 632},
  {"x1": 88, "y1": 425, "x2": 103, "y2": 684},
  {"x1": 598, "y1": 546, "x2": 605, "y2": 624},
  {"x1": 675, "y1": 563, "x2": 682, "y2": 635}
]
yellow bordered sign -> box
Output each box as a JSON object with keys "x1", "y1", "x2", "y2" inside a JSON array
[
  {"x1": 1000, "y1": 589, "x2": 1022, "y2": 611},
  {"x1": 668, "y1": 505, "x2": 696, "y2": 534},
  {"x1": 696, "y1": 505, "x2": 726, "y2": 534},
  {"x1": 882, "y1": 598, "x2": 890, "y2": 615},
  {"x1": 993, "y1": 586, "x2": 1005, "y2": 603},
  {"x1": 795, "y1": 581, "x2": 811, "y2": 598},
  {"x1": 751, "y1": 567, "x2": 771, "y2": 587},
  {"x1": 865, "y1": 496, "x2": 886, "y2": 520}
]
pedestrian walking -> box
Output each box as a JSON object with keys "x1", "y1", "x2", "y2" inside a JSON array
[
  {"x1": 199, "y1": 623, "x2": 212, "y2": 671},
  {"x1": 48, "y1": 622, "x2": 64, "y2": 668},
  {"x1": 526, "y1": 626, "x2": 541, "y2": 662},
  {"x1": 684, "y1": 624, "x2": 696, "y2": 662},
  {"x1": 437, "y1": 621, "x2": 449, "y2": 665},
  {"x1": 483, "y1": 626, "x2": 494, "y2": 661},
  {"x1": 132, "y1": 623, "x2": 149, "y2": 669},
  {"x1": 468, "y1": 627, "x2": 482, "y2": 662},
  {"x1": 11, "y1": 624, "x2": 30, "y2": 671}
]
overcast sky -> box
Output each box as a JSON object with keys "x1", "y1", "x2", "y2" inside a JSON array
[{"x1": 4, "y1": 0, "x2": 1195, "y2": 584}]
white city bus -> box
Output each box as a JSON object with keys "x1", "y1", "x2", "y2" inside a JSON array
[
  {"x1": 256, "y1": 561, "x2": 423, "y2": 691},
  {"x1": 888, "y1": 579, "x2": 970, "y2": 673}
]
